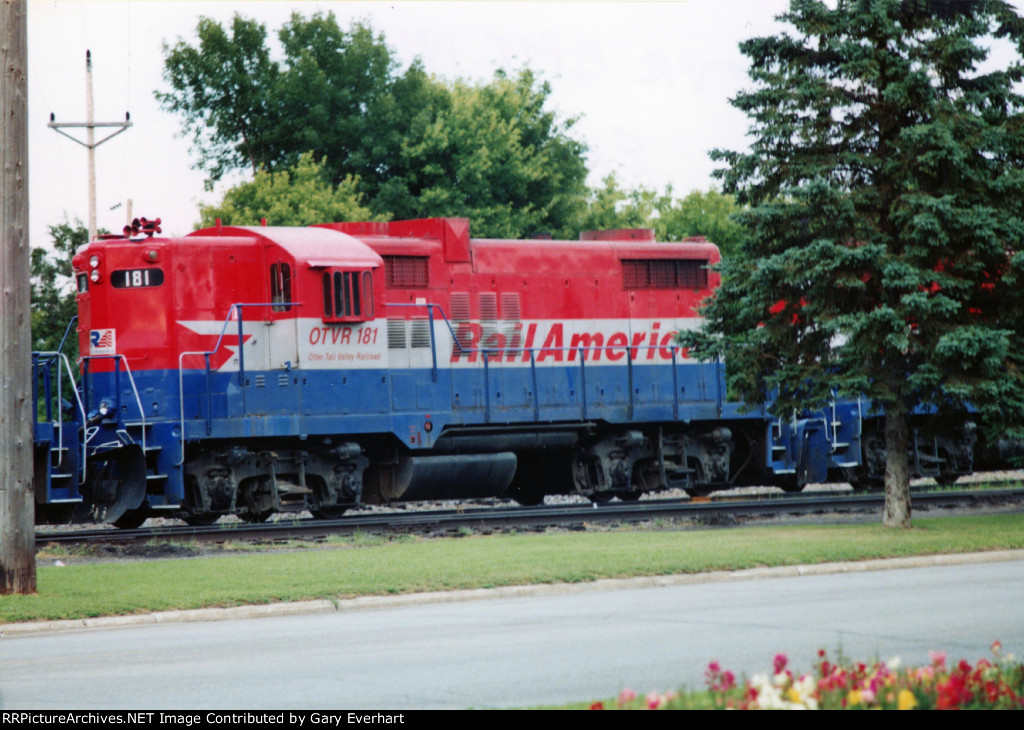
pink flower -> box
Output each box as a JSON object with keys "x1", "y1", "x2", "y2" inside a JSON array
[
  {"x1": 646, "y1": 692, "x2": 667, "y2": 710},
  {"x1": 705, "y1": 661, "x2": 737, "y2": 693},
  {"x1": 773, "y1": 653, "x2": 789, "y2": 674},
  {"x1": 617, "y1": 688, "x2": 636, "y2": 707},
  {"x1": 929, "y1": 650, "x2": 947, "y2": 667}
]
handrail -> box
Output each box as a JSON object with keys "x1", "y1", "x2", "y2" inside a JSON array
[
  {"x1": 79, "y1": 353, "x2": 147, "y2": 453},
  {"x1": 385, "y1": 301, "x2": 697, "y2": 422},
  {"x1": 57, "y1": 315, "x2": 78, "y2": 355},
  {"x1": 33, "y1": 350, "x2": 89, "y2": 481},
  {"x1": 176, "y1": 301, "x2": 300, "y2": 466},
  {"x1": 383, "y1": 302, "x2": 446, "y2": 381},
  {"x1": 173, "y1": 300, "x2": 700, "y2": 461}
]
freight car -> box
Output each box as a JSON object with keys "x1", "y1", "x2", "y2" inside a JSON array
[{"x1": 31, "y1": 217, "x2": 977, "y2": 526}]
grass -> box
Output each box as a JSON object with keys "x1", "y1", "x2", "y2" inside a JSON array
[{"x1": 3, "y1": 512, "x2": 1023, "y2": 624}]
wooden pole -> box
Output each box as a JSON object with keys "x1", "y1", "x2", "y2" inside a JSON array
[
  {"x1": 86, "y1": 50, "x2": 96, "y2": 242},
  {"x1": 48, "y1": 52, "x2": 131, "y2": 242},
  {"x1": 1, "y1": 0, "x2": 36, "y2": 594}
]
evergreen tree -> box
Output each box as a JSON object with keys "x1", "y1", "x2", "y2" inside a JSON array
[{"x1": 682, "y1": 0, "x2": 1024, "y2": 527}]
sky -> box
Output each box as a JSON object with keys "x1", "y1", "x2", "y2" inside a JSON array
[{"x1": 27, "y1": 0, "x2": 789, "y2": 244}]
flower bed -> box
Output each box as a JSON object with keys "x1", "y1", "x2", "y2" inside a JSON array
[{"x1": 592, "y1": 642, "x2": 1023, "y2": 710}]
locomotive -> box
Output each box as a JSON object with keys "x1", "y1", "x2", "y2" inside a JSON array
[{"x1": 31, "y1": 217, "x2": 978, "y2": 527}]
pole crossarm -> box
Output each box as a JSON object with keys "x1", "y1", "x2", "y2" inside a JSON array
[{"x1": 47, "y1": 119, "x2": 132, "y2": 149}]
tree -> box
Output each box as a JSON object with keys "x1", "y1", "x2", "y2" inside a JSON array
[
  {"x1": 681, "y1": 0, "x2": 1024, "y2": 527},
  {"x1": 654, "y1": 188, "x2": 748, "y2": 258},
  {"x1": 156, "y1": 15, "x2": 281, "y2": 186},
  {"x1": 575, "y1": 173, "x2": 661, "y2": 234},
  {"x1": 271, "y1": 14, "x2": 441, "y2": 201},
  {"x1": 390, "y1": 69, "x2": 589, "y2": 238},
  {"x1": 31, "y1": 219, "x2": 87, "y2": 362},
  {"x1": 198, "y1": 153, "x2": 376, "y2": 227},
  {"x1": 157, "y1": 13, "x2": 590, "y2": 238},
  {"x1": 575, "y1": 176, "x2": 748, "y2": 255}
]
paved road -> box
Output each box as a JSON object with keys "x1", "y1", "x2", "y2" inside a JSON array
[{"x1": 2, "y1": 552, "x2": 1022, "y2": 709}]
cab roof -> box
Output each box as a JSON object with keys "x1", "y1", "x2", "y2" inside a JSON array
[{"x1": 188, "y1": 224, "x2": 383, "y2": 269}]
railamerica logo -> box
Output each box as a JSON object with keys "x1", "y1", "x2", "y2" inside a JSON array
[
  {"x1": 449, "y1": 319, "x2": 700, "y2": 364},
  {"x1": 89, "y1": 329, "x2": 116, "y2": 355}
]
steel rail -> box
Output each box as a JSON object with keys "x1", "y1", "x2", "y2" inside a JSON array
[{"x1": 35, "y1": 487, "x2": 1024, "y2": 548}]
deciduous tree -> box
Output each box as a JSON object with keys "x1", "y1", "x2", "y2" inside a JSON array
[
  {"x1": 654, "y1": 188, "x2": 748, "y2": 259},
  {"x1": 682, "y1": 0, "x2": 1024, "y2": 527},
  {"x1": 575, "y1": 176, "x2": 748, "y2": 256},
  {"x1": 575, "y1": 173, "x2": 661, "y2": 234},
  {"x1": 156, "y1": 15, "x2": 280, "y2": 186},
  {"x1": 198, "y1": 153, "x2": 375, "y2": 227},
  {"x1": 158, "y1": 13, "x2": 590, "y2": 238},
  {"x1": 31, "y1": 219, "x2": 90, "y2": 362},
  {"x1": 390, "y1": 69, "x2": 588, "y2": 238}
]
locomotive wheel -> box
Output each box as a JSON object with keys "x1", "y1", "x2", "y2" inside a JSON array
[
  {"x1": 240, "y1": 510, "x2": 273, "y2": 523},
  {"x1": 589, "y1": 492, "x2": 614, "y2": 505},
  {"x1": 619, "y1": 490, "x2": 642, "y2": 501},
  {"x1": 682, "y1": 462, "x2": 712, "y2": 498}
]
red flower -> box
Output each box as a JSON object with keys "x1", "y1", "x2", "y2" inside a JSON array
[
  {"x1": 936, "y1": 674, "x2": 973, "y2": 710},
  {"x1": 773, "y1": 653, "x2": 789, "y2": 675}
]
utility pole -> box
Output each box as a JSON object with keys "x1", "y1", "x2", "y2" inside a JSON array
[
  {"x1": 48, "y1": 50, "x2": 131, "y2": 241},
  {"x1": 1, "y1": 0, "x2": 36, "y2": 594}
]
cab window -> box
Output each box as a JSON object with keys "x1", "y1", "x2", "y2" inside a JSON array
[
  {"x1": 322, "y1": 270, "x2": 374, "y2": 322},
  {"x1": 270, "y1": 262, "x2": 292, "y2": 312}
]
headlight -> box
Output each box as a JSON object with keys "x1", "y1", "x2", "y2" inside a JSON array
[{"x1": 87, "y1": 400, "x2": 114, "y2": 425}]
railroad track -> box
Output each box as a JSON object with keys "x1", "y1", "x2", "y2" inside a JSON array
[{"x1": 35, "y1": 486, "x2": 1024, "y2": 549}]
